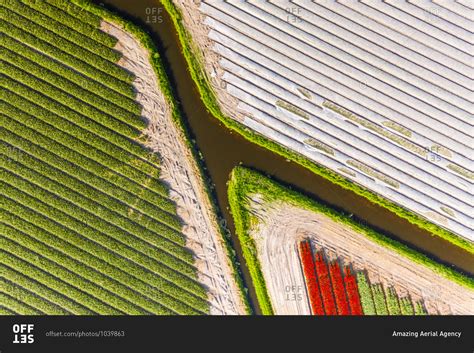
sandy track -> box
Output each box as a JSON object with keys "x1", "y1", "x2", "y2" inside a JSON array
[
  {"x1": 101, "y1": 21, "x2": 245, "y2": 315},
  {"x1": 248, "y1": 195, "x2": 474, "y2": 315}
]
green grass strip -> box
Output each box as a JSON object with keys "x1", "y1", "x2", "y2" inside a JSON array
[{"x1": 227, "y1": 169, "x2": 274, "y2": 315}]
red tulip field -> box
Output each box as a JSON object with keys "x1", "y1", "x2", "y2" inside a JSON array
[{"x1": 298, "y1": 240, "x2": 427, "y2": 316}]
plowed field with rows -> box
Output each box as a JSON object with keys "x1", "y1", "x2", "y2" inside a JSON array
[{"x1": 0, "y1": 0, "x2": 208, "y2": 315}]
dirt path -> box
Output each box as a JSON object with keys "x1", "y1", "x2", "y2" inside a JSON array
[
  {"x1": 101, "y1": 21, "x2": 246, "y2": 315},
  {"x1": 248, "y1": 195, "x2": 474, "y2": 315}
]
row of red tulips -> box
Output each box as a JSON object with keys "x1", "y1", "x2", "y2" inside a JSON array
[
  {"x1": 329, "y1": 261, "x2": 350, "y2": 315},
  {"x1": 298, "y1": 240, "x2": 363, "y2": 315},
  {"x1": 298, "y1": 241, "x2": 325, "y2": 315},
  {"x1": 314, "y1": 251, "x2": 337, "y2": 315},
  {"x1": 343, "y1": 267, "x2": 363, "y2": 315}
]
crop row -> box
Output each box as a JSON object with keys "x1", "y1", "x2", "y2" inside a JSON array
[
  {"x1": 400, "y1": 297, "x2": 415, "y2": 315},
  {"x1": 415, "y1": 302, "x2": 427, "y2": 315},
  {"x1": 3, "y1": 0, "x2": 119, "y2": 62},
  {"x1": 314, "y1": 252, "x2": 337, "y2": 315},
  {"x1": 47, "y1": 0, "x2": 101, "y2": 27},
  {"x1": 355, "y1": 272, "x2": 377, "y2": 315},
  {"x1": 298, "y1": 241, "x2": 324, "y2": 315},
  {"x1": 0, "y1": 291, "x2": 42, "y2": 315},
  {"x1": 0, "y1": 110, "x2": 169, "y2": 208},
  {"x1": 1, "y1": 223, "x2": 205, "y2": 315},
  {"x1": 0, "y1": 24, "x2": 133, "y2": 97},
  {"x1": 0, "y1": 79, "x2": 164, "y2": 194},
  {"x1": 328, "y1": 261, "x2": 350, "y2": 315},
  {"x1": 0, "y1": 154, "x2": 181, "y2": 253},
  {"x1": 0, "y1": 200, "x2": 199, "y2": 300},
  {"x1": 0, "y1": 137, "x2": 178, "y2": 233},
  {"x1": 0, "y1": 140, "x2": 174, "y2": 231},
  {"x1": 0, "y1": 83, "x2": 151, "y2": 170},
  {"x1": 0, "y1": 174, "x2": 189, "y2": 267},
  {"x1": 0, "y1": 95, "x2": 158, "y2": 190},
  {"x1": 1, "y1": 275, "x2": 73, "y2": 315},
  {"x1": 385, "y1": 287, "x2": 402, "y2": 315},
  {"x1": 1, "y1": 36, "x2": 139, "y2": 113},
  {"x1": 371, "y1": 284, "x2": 389, "y2": 315},
  {"x1": 347, "y1": 160, "x2": 400, "y2": 189},
  {"x1": 1, "y1": 65, "x2": 144, "y2": 133},
  {"x1": 0, "y1": 240, "x2": 142, "y2": 315},
  {"x1": 1, "y1": 209, "x2": 207, "y2": 307},
  {"x1": 0, "y1": 8, "x2": 132, "y2": 83},
  {"x1": 0, "y1": 98, "x2": 170, "y2": 209},
  {"x1": 2, "y1": 231, "x2": 176, "y2": 315},
  {"x1": 0, "y1": 176, "x2": 191, "y2": 277},
  {"x1": 0, "y1": 131, "x2": 175, "y2": 234},
  {"x1": 342, "y1": 267, "x2": 363, "y2": 315},
  {"x1": 1, "y1": 48, "x2": 141, "y2": 128},
  {"x1": 24, "y1": 0, "x2": 116, "y2": 47},
  {"x1": 299, "y1": 241, "x2": 367, "y2": 315}
]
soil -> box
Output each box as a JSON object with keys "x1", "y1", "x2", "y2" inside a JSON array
[
  {"x1": 247, "y1": 194, "x2": 474, "y2": 315},
  {"x1": 101, "y1": 20, "x2": 246, "y2": 315}
]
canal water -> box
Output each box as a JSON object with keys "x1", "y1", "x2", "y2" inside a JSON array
[{"x1": 96, "y1": 0, "x2": 473, "y2": 312}]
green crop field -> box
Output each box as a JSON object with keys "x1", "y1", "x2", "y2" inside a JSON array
[{"x1": 0, "y1": 0, "x2": 208, "y2": 315}]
